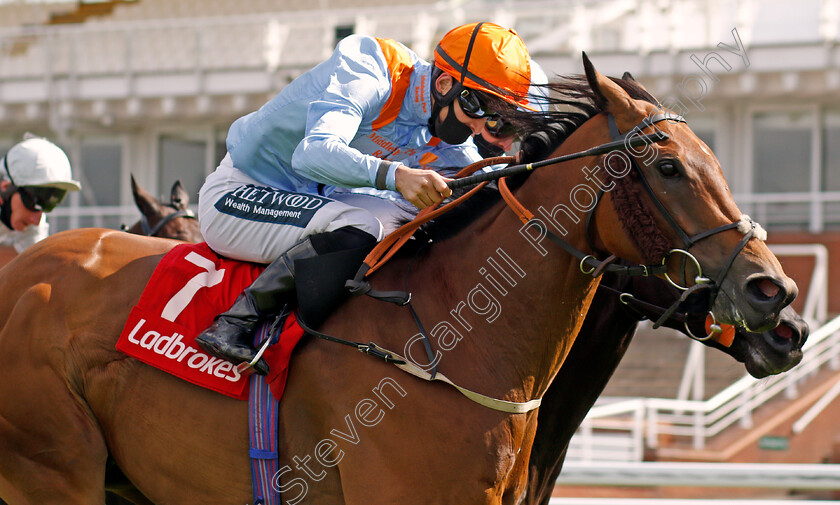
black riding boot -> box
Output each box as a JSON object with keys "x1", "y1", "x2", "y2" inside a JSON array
[{"x1": 195, "y1": 227, "x2": 377, "y2": 375}]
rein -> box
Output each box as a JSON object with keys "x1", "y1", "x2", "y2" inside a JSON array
[
  {"x1": 314, "y1": 130, "x2": 674, "y2": 413},
  {"x1": 294, "y1": 315, "x2": 541, "y2": 414},
  {"x1": 596, "y1": 282, "x2": 735, "y2": 346}
]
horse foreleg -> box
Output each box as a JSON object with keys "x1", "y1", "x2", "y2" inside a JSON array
[{"x1": 0, "y1": 379, "x2": 109, "y2": 505}]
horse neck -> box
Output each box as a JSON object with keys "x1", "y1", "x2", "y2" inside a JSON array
[
  {"x1": 536, "y1": 273, "x2": 642, "y2": 437},
  {"x1": 394, "y1": 159, "x2": 604, "y2": 403},
  {"x1": 530, "y1": 273, "x2": 643, "y2": 501}
]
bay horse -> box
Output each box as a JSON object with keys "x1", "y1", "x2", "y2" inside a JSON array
[
  {"x1": 122, "y1": 175, "x2": 202, "y2": 243},
  {"x1": 117, "y1": 174, "x2": 808, "y2": 505},
  {"x1": 121, "y1": 169, "x2": 807, "y2": 505},
  {"x1": 0, "y1": 56, "x2": 797, "y2": 505}
]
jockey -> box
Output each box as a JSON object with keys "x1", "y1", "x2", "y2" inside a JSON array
[
  {"x1": 0, "y1": 136, "x2": 81, "y2": 262},
  {"x1": 196, "y1": 22, "x2": 536, "y2": 374}
]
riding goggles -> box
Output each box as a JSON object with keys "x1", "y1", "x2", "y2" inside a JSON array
[
  {"x1": 18, "y1": 185, "x2": 66, "y2": 212},
  {"x1": 458, "y1": 88, "x2": 496, "y2": 119},
  {"x1": 2, "y1": 154, "x2": 67, "y2": 212},
  {"x1": 484, "y1": 116, "x2": 518, "y2": 138}
]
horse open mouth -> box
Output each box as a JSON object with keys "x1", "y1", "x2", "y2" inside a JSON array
[
  {"x1": 701, "y1": 309, "x2": 807, "y2": 379},
  {"x1": 740, "y1": 319, "x2": 806, "y2": 378},
  {"x1": 744, "y1": 344, "x2": 803, "y2": 378}
]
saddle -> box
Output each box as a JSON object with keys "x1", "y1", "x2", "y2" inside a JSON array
[{"x1": 116, "y1": 242, "x2": 306, "y2": 401}]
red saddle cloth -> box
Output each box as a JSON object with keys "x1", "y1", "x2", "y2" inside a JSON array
[{"x1": 116, "y1": 242, "x2": 305, "y2": 401}]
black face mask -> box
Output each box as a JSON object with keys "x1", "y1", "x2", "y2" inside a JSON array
[
  {"x1": 473, "y1": 133, "x2": 506, "y2": 158},
  {"x1": 0, "y1": 185, "x2": 16, "y2": 230},
  {"x1": 430, "y1": 102, "x2": 473, "y2": 145}
]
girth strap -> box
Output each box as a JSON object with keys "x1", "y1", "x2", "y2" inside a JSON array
[
  {"x1": 387, "y1": 349, "x2": 543, "y2": 414},
  {"x1": 296, "y1": 314, "x2": 541, "y2": 414}
]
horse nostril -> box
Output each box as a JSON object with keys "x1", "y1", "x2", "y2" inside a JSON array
[
  {"x1": 747, "y1": 277, "x2": 784, "y2": 302},
  {"x1": 756, "y1": 278, "x2": 780, "y2": 299}
]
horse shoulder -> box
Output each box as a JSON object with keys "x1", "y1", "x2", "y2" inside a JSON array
[
  {"x1": 0, "y1": 228, "x2": 177, "y2": 387},
  {"x1": 0, "y1": 229, "x2": 184, "y2": 503}
]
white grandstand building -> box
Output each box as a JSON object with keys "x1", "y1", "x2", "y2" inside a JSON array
[
  {"x1": 4, "y1": 2, "x2": 840, "y2": 494},
  {"x1": 0, "y1": 0, "x2": 837, "y2": 290}
]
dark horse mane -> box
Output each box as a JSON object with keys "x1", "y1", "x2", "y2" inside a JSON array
[{"x1": 418, "y1": 74, "x2": 671, "y2": 264}]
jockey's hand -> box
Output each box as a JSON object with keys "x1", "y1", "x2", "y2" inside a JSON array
[{"x1": 395, "y1": 165, "x2": 453, "y2": 210}]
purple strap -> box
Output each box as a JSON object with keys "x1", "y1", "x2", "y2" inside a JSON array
[{"x1": 249, "y1": 323, "x2": 281, "y2": 505}]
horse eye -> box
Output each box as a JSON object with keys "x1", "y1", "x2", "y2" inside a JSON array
[{"x1": 658, "y1": 160, "x2": 680, "y2": 178}]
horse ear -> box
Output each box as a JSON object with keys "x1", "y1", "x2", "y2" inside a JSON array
[
  {"x1": 622, "y1": 71, "x2": 636, "y2": 82},
  {"x1": 582, "y1": 53, "x2": 647, "y2": 129},
  {"x1": 582, "y1": 52, "x2": 608, "y2": 110},
  {"x1": 130, "y1": 174, "x2": 161, "y2": 217},
  {"x1": 171, "y1": 180, "x2": 189, "y2": 210}
]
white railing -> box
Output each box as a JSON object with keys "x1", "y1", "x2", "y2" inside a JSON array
[
  {"x1": 569, "y1": 244, "x2": 834, "y2": 461},
  {"x1": 556, "y1": 461, "x2": 840, "y2": 489},
  {"x1": 551, "y1": 462, "x2": 840, "y2": 505},
  {"x1": 768, "y1": 244, "x2": 830, "y2": 326},
  {"x1": 734, "y1": 191, "x2": 840, "y2": 237},
  {"x1": 550, "y1": 501, "x2": 839, "y2": 505},
  {"x1": 569, "y1": 315, "x2": 840, "y2": 461}
]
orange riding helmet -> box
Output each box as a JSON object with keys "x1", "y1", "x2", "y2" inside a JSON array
[{"x1": 434, "y1": 22, "x2": 534, "y2": 110}]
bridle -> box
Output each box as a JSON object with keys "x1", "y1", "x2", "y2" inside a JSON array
[
  {"x1": 124, "y1": 203, "x2": 197, "y2": 237},
  {"x1": 577, "y1": 111, "x2": 767, "y2": 340}
]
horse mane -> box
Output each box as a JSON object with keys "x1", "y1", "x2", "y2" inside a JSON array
[{"x1": 419, "y1": 74, "x2": 672, "y2": 264}]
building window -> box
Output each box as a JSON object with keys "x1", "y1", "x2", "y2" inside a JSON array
[
  {"x1": 752, "y1": 111, "x2": 812, "y2": 194},
  {"x1": 689, "y1": 114, "x2": 716, "y2": 153},
  {"x1": 79, "y1": 140, "x2": 122, "y2": 207},
  {"x1": 49, "y1": 137, "x2": 123, "y2": 233},
  {"x1": 822, "y1": 110, "x2": 840, "y2": 192},
  {"x1": 747, "y1": 108, "x2": 840, "y2": 231},
  {"x1": 159, "y1": 132, "x2": 206, "y2": 203},
  {"x1": 748, "y1": 111, "x2": 813, "y2": 230},
  {"x1": 822, "y1": 110, "x2": 840, "y2": 228},
  {"x1": 334, "y1": 25, "x2": 354, "y2": 46},
  {"x1": 215, "y1": 128, "x2": 228, "y2": 168}
]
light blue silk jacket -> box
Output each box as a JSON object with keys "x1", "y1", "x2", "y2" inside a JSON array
[{"x1": 226, "y1": 34, "x2": 481, "y2": 198}]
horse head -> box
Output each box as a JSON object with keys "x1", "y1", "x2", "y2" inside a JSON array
[
  {"x1": 562, "y1": 54, "x2": 797, "y2": 333},
  {"x1": 124, "y1": 174, "x2": 202, "y2": 243}
]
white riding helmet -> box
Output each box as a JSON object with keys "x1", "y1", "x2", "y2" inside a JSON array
[
  {"x1": 3, "y1": 137, "x2": 81, "y2": 192},
  {"x1": 528, "y1": 59, "x2": 550, "y2": 113}
]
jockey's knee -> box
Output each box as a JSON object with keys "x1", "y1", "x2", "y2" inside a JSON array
[
  {"x1": 323, "y1": 205, "x2": 384, "y2": 244},
  {"x1": 311, "y1": 226, "x2": 378, "y2": 254}
]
